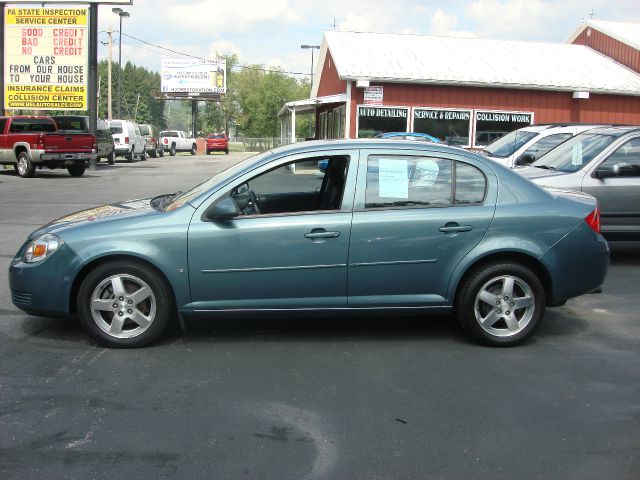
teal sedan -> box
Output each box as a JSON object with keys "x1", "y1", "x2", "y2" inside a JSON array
[{"x1": 9, "y1": 140, "x2": 609, "y2": 347}]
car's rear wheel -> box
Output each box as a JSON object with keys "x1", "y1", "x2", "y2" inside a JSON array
[
  {"x1": 169, "y1": 145, "x2": 176, "y2": 156},
  {"x1": 159, "y1": 148, "x2": 164, "y2": 158},
  {"x1": 77, "y1": 261, "x2": 174, "y2": 348},
  {"x1": 68, "y1": 165, "x2": 86, "y2": 177},
  {"x1": 225, "y1": 148, "x2": 229, "y2": 154},
  {"x1": 16, "y1": 151, "x2": 35, "y2": 178},
  {"x1": 456, "y1": 262, "x2": 545, "y2": 346},
  {"x1": 149, "y1": 148, "x2": 157, "y2": 158},
  {"x1": 126, "y1": 147, "x2": 134, "y2": 162},
  {"x1": 107, "y1": 149, "x2": 115, "y2": 165},
  {"x1": 191, "y1": 144, "x2": 197, "y2": 155}
]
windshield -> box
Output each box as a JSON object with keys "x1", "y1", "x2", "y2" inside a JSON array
[
  {"x1": 532, "y1": 133, "x2": 616, "y2": 173},
  {"x1": 484, "y1": 130, "x2": 538, "y2": 158},
  {"x1": 165, "y1": 152, "x2": 266, "y2": 211}
]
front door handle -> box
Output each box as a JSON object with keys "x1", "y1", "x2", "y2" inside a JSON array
[
  {"x1": 439, "y1": 223, "x2": 473, "y2": 233},
  {"x1": 305, "y1": 230, "x2": 340, "y2": 239}
]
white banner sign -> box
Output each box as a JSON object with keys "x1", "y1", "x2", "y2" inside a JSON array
[
  {"x1": 161, "y1": 58, "x2": 227, "y2": 94},
  {"x1": 364, "y1": 86, "x2": 383, "y2": 105}
]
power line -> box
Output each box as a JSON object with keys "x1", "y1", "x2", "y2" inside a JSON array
[{"x1": 102, "y1": 30, "x2": 312, "y2": 77}]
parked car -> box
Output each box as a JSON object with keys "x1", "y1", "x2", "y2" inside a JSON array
[
  {"x1": 52, "y1": 116, "x2": 115, "y2": 165},
  {"x1": 206, "y1": 133, "x2": 229, "y2": 154},
  {"x1": 516, "y1": 126, "x2": 640, "y2": 240},
  {"x1": 139, "y1": 124, "x2": 163, "y2": 158},
  {"x1": 159, "y1": 130, "x2": 197, "y2": 156},
  {"x1": 110, "y1": 120, "x2": 146, "y2": 162},
  {"x1": 0, "y1": 115, "x2": 97, "y2": 177},
  {"x1": 9, "y1": 139, "x2": 609, "y2": 348},
  {"x1": 480, "y1": 124, "x2": 603, "y2": 168},
  {"x1": 374, "y1": 132, "x2": 441, "y2": 143}
]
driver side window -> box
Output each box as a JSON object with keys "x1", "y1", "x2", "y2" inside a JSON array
[{"x1": 230, "y1": 155, "x2": 350, "y2": 216}]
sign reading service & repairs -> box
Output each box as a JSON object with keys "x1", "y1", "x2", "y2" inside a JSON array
[{"x1": 4, "y1": 7, "x2": 88, "y2": 110}]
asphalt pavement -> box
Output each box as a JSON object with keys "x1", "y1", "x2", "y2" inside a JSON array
[{"x1": 0, "y1": 153, "x2": 639, "y2": 480}]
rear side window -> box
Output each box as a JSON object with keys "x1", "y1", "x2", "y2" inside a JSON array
[
  {"x1": 0, "y1": 118, "x2": 7, "y2": 133},
  {"x1": 365, "y1": 156, "x2": 453, "y2": 208},
  {"x1": 365, "y1": 155, "x2": 486, "y2": 208},
  {"x1": 139, "y1": 125, "x2": 150, "y2": 135},
  {"x1": 455, "y1": 163, "x2": 486, "y2": 204},
  {"x1": 54, "y1": 117, "x2": 85, "y2": 131}
]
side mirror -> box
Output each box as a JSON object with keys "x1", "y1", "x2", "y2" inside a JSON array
[
  {"x1": 236, "y1": 183, "x2": 249, "y2": 195},
  {"x1": 203, "y1": 197, "x2": 239, "y2": 221},
  {"x1": 515, "y1": 153, "x2": 536, "y2": 166},
  {"x1": 594, "y1": 164, "x2": 620, "y2": 179}
]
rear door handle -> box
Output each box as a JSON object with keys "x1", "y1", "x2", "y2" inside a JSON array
[
  {"x1": 439, "y1": 223, "x2": 472, "y2": 233},
  {"x1": 305, "y1": 230, "x2": 340, "y2": 239}
]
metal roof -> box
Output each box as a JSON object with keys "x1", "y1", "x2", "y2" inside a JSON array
[
  {"x1": 567, "y1": 20, "x2": 640, "y2": 51},
  {"x1": 277, "y1": 93, "x2": 346, "y2": 117},
  {"x1": 312, "y1": 30, "x2": 640, "y2": 97}
]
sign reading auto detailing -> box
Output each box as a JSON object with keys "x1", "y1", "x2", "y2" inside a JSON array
[
  {"x1": 3, "y1": 7, "x2": 88, "y2": 110},
  {"x1": 161, "y1": 58, "x2": 227, "y2": 94},
  {"x1": 364, "y1": 86, "x2": 383, "y2": 105}
]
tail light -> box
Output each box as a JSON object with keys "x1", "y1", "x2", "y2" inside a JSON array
[
  {"x1": 37, "y1": 133, "x2": 45, "y2": 149},
  {"x1": 92, "y1": 137, "x2": 97, "y2": 154},
  {"x1": 152, "y1": 137, "x2": 157, "y2": 145},
  {"x1": 163, "y1": 138, "x2": 168, "y2": 144},
  {"x1": 124, "y1": 136, "x2": 129, "y2": 144},
  {"x1": 585, "y1": 205, "x2": 601, "y2": 234}
]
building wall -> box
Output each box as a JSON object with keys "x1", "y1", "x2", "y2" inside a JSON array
[
  {"x1": 317, "y1": 51, "x2": 347, "y2": 97},
  {"x1": 572, "y1": 28, "x2": 640, "y2": 73},
  {"x1": 344, "y1": 82, "x2": 640, "y2": 138}
]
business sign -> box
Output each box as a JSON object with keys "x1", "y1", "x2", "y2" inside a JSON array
[
  {"x1": 3, "y1": 7, "x2": 88, "y2": 110},
  {"x1": 364, "y1": 86, "x2": 383, "y2": 105},
  {"x1": 358, "y1": 106, "x2": 407, "y2": 118},
  {"x1": 161, "y1": 58, "x2": 227, "y2": 94}
]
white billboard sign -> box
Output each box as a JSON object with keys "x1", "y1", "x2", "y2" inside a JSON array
[
  {"x1": 161, "y1": 58, "x2": 227, "y2": 95},
  {"x1": 4, "y1": 6, "x2": 88, "y2": 110}
]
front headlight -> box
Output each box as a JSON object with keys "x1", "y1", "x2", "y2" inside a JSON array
[{"x1": 23, "y1": 234, "x2": 63, "y2": 263}]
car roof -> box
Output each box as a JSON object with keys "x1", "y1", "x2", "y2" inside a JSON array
[{"x1": 575, "y1": 125, "x2": 640, "y2": 137}]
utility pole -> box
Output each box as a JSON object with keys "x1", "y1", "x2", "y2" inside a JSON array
[
  {"x1": 107, "y1": 26, "x2": 113, "y2": 120},
  {"x1": 134, "y1": 92, "x2": 140, "y2": 121}
]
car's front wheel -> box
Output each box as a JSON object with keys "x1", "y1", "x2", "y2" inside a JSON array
[
  {"x1": 456, "y1": 262, "x2": 545, "y2": 346},
  {"x1": 77, "y1": 261, "x2": 174, "y2": 347}
]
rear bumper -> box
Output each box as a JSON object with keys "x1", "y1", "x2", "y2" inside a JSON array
[{"x1": 540, "y1": 222, "x2": 610, "y2": 304}]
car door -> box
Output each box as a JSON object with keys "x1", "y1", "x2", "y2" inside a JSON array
[
  {"x1": 187, "y1": 150, "x2": 357, "y2": 310},
  {"x1": 582, "y1": 136, "x2": 640, "y2": 237},
  {"x1": 348, "y1": 149, "x2": 497, "y2": 307}
]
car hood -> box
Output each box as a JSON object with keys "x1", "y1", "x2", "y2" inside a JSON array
[
  {"x1": 31, "y1": 198, "x2": 158, "y2": 238},
  {"x1": 514, "y1": 166, "x2": 568, "y2": 180}
]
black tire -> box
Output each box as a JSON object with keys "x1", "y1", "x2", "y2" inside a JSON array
[
  {"x1": 77, "y1": 260, "x2": 175, "y2": 348},
  {"x1": 169, "y1": 145, "x2": 176, "y2": 156},
  {"x1": 225, "y1": 148, "x2": 229, "y2": 155},
  {"x1": 16, "y1": 151, "x2": 35, "y2": 178},
  {"x1": 140, "y1": 147, "x2": 147, "y2": 161},
  {"x1": 456, "y1": 262, "x2": 546, "y2": 347},
  {"x1": 149, "y1": 149, "x2": 157, "y2": 158},
  {"x1": 191, "y1": 144, "x2": 197, "y2": 155},
  {"x1": 206, "y1": 149, "x2": 211, "y2": 155},
  {"x1": 126, "y1": 147, "x2": 134, "y2": 162},
  {"x1": 68, "y1": 165, "x2": 86, "y2": 177},
  {"x1": 159, "y1": 148, "x2": 164, "y2": 158},
  {"x1": 107, "y1": 149, "x2": 115, "y2": 165}
]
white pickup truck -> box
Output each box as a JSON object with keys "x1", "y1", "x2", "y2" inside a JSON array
[{"x1": 158, "y1": 130, "x2": 197, "y2": 156}]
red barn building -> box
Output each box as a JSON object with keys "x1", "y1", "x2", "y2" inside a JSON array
[{"x1": 280, "y1": 24, "x2": 640, "y2": 148}]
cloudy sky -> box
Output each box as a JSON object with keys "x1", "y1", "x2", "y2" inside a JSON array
[{"x1": 97, "y1": 0, "x2": 640, "y2": 79}]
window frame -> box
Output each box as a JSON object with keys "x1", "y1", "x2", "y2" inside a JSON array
[
  {"x1": 198, "y1": 149, "x2": 360, "y2": 221},
  {"x1": 353, "y1": 148, "x2": 490, "y2": 212},
  {"x1": 355, "y1": 105, "x2": 410, "y2": 139}
]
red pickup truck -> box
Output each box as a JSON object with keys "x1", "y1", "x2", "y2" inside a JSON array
[{"x1": 0, "y1": 116, "x2": 97, "y2": 178}]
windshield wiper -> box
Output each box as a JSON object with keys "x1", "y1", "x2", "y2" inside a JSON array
[{"x1": 534, "y1": 165, "x2": 556, "y2": 171}]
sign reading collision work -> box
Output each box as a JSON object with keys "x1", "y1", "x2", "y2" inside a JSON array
[
  {"x1": 161, "y1": 58, "x2": 227, "y2": 95},
  {"x1": 3, "y1": 7, "x2": 88, "y2": 110}
]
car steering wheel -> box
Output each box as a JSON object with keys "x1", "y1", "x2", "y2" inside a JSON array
[{"x1": 249, "y1": 190, "x2": 261, "y2": 215}]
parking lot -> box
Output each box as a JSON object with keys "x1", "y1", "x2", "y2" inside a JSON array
[{"x1": 1, "y1": 153, "x2": 639, "y2": 479}]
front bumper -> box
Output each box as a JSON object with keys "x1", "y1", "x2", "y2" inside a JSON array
[{"x1": 9, "y1": 243, "x2": 81, "y2": 317}]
